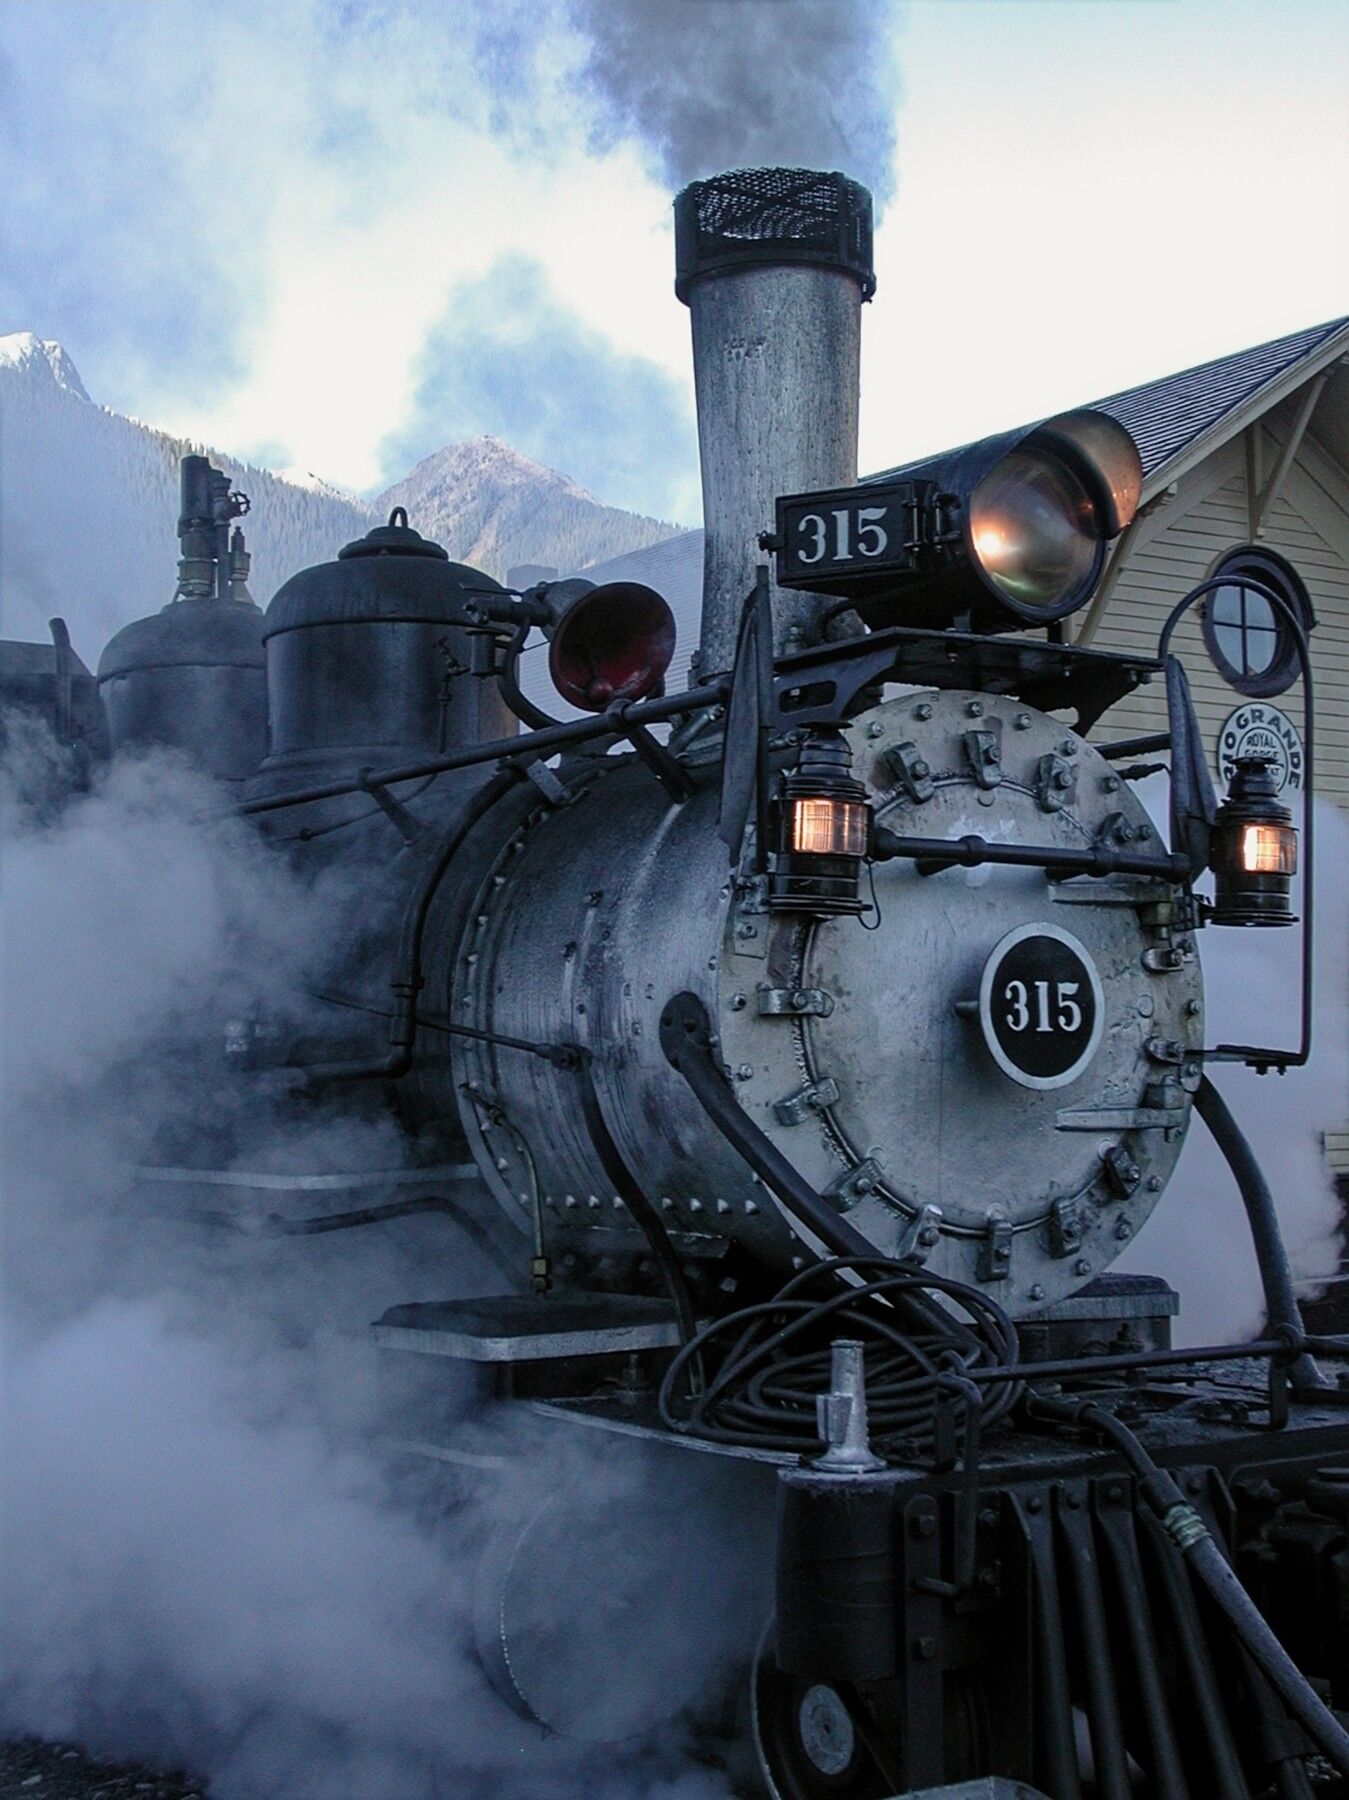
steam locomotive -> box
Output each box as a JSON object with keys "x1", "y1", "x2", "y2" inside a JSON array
[{"x1": 15, "y1": 169, "x2": 1349, "y2": 1797}]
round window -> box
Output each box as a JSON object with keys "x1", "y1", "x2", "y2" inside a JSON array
[{"x1": 1201, "y1": 548, "x2": 1313, "y2": 698}]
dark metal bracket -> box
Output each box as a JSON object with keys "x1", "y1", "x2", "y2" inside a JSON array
[
  {"x1": 356, "y1": 768, "x2": 424, "y2": 845},
  {"x1": 769, "y1": 625, "x2": 1159, "y2": 735},
  {"x1": 1156, "y1": 577, "x2": 1316, "y2": 1074},
  {"x1": 604, "y1": 700, "x2": 696, "y2": 802}
]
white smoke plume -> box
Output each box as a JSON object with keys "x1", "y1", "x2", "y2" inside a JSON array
[
  {"x1": 1116, "y1": 786, "x2": 1348, "y2": 1345},
  {"x1": 569, "y1": 0, "x2": 901, "y2": 203},
  {"x1": 0, "y1": 743, "x2": 768, "y2": 1797}
]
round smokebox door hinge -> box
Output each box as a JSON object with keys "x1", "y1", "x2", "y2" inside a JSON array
[{"x1": 977, "y1": 922, "x2": 1105, "y2": 1091}]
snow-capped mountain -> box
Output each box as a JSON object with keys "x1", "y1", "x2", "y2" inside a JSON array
[
  {"x1": 375, "y1": 438, "x2": 678, "y2": 584},
  {"x1": 0, "y1": 338, "x2": 684, "y2": 664},
  {"x1": 1, "y1": 331, "x2": 91, "y2": 402},
  {"x1": 0, "y1": 335, "x2": 375, "y2": 653}
]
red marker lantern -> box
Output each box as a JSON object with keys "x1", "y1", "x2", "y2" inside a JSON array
[{"x1": 547, "y1": 581, "x2": 676, "y2": 713}]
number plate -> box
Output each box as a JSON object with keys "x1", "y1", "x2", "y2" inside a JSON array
[
  {"x1": 775, "y1": 480, "x2": 921, "y2": 592},
  {"x1": 977, "y1": 923, "x2": 1105, "y2": 1091}
]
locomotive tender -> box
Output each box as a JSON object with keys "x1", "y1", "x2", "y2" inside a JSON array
[{"x1": 28, "y1": 168, "x2": 1349, "y2": 1796}]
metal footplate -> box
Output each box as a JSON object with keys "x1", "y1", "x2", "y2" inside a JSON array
[{"x1": 372, "y1": 1292, "x2": 682, "y2": 1362}]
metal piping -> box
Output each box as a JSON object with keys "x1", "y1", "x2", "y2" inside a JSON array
[
  {"x1": 196, "y1": 1194, "x2": 524, "y2": 1285},
  {"x1": 300, "y1": 766, "x2": 525, "y2": 1084},
  {"x1": 659, "y1": 989, "x2": 877, "y2": 1264},
  {"x1": 871, "y1": 826, "x2": 1191, "y2": 883},
  {"x1": 1193, "y1": 1074, "x2": 1326, "y2": 1392},
  {"x1": 1157, "y1": 575, "x2": 1315, "y2": 1071},
  {"x1": 236, "y1": 680, "x2": 726, "y2": 818},
  {"x1": 1030, "y1": 1394, "x2": 1349, "y2": 1774}
]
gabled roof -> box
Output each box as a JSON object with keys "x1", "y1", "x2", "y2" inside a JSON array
[
  {"x1": 868, "y1": 315, "x2": 1349, "y2": 495},
  {"x1": 564, "y1": 317, "x2": 1349, "y2": 659},
  {"x1": 1092, "y1": 316, "x2": 1349, "y2": 480}
]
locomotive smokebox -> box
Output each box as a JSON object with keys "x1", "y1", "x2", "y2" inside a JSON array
[{"x1": 675, "y1": 167, "x2": 874, "y2": 679}]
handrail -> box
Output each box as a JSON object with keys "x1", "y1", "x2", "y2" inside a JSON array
[{"x1": 236, "y1": 680, "x2": 729, "y2": 817}]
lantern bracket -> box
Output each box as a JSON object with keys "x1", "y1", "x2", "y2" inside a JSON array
[
  {"x1": 1156, "y1": 577, "x2": 1316, "y2": 1073},
  {"x1": 603, "y1": 700, "x2": 696, "y2": 803}
]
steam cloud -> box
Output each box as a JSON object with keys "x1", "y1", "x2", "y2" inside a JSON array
[
  {"x1": 1, "y1": 752, "x2": 1344, "y2": 1789},
  {"x1": 569, "y1": 0, "x2": 901, "y2": 202},
  {"x1": 0, "y1": 742, "x2": 766, "y2": 1797}
]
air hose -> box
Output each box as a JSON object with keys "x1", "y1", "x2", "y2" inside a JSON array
[
  {"x1": 1029, "y1": 1393, "x2": 1349, "y2": 1773},
  {"x1": 656, "y1": 1253, "x2": 1021, "y2": 1456},
  {"x1": 1194, "y1": 1075, "x2": 1327, "y2": 1392},
  {"x1": 656, "y1": 989, "x2": 1021, "y2": 1456}
]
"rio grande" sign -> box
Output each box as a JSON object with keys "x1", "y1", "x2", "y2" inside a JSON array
[{"x1": 1217, "y1": 702, "x2": 1304, "y2": 794}]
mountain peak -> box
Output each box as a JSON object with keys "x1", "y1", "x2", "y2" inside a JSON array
[
  {"x1": 0, "y1": 332, "x2": 91, "y2": 402},
  {"x1": 374, "y1": 439, "x2": 680, "y2": 583},
  {"x1": 402, "y1": 435, "x2": 592, "y2": 503}
]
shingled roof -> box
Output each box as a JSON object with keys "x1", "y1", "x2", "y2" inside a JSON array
[
  {"x1": 1091, "y1": 316, "x2": 1349, "y2": 478},
  {"x1": 869, "y1": 315, "x2": 1349, "y2": 490},
  {"x1": 570, "y1": 316, "x2": 1349, "y2": 670}
]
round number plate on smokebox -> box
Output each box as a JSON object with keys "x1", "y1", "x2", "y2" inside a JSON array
[{"x1": 977, "y1": 923, "x2": 1105, "y2": 1091}]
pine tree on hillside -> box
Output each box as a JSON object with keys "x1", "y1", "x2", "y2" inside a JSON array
[{"x1": 0, "y1": 353, "x2": 686, "y2": 664}]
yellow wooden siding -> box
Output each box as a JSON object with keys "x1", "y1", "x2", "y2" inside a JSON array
[
  {"x1": 1086, "y1": 448, "x2": 1349, "y2": 1181},
  {"x1": 1084, "y1": 457, "x2": 1349, "y2": 808}
]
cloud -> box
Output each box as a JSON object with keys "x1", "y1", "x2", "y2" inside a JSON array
[
  {"x1": 379, "y1": 254, "x2": 701, "y2": 520},
  {"x1": 0, "y1": 6, "x2": 246, "y2": 409},
  {"x1": 0, "y1": 1, "x2": 505, "y2": 421},
  {"x1": 1, "y1": 1, "x2": 900, "y2": 498}
]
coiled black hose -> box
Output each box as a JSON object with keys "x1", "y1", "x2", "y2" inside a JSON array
[{"x1": 657, "y1": 1255, "x2": 1021, "y2": 1457}]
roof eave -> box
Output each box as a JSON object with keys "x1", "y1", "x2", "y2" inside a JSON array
[{"x1": 1137, "y1": 324, "x2": 1349, "y2": 502}]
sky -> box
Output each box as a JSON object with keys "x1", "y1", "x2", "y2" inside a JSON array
[{"x1": 2, "y1": 0, "x2": 1346, "y2": 525}]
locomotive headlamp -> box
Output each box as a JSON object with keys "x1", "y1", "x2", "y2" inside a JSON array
[
  {"x1": 1210, "y1": 756, "x2": 1298, "y2": 926},
  {"x1": 768, "y1": 729, "x2": 871, "y2": 915},
  {"x1": 968, "y1": 447, "x2": 1098, "y2": 615},
  {"x1": 774, "y1": 408, "x2": 1143, "y2": 634}
]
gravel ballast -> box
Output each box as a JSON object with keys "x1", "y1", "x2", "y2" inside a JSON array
[{"x1": 0, "y1": 1739, "x2": 206, "y2": 1800}]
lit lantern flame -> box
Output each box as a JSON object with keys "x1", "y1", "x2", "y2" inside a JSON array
[
  {"x1": 791, "y1": 797, "x2": 869, "y2": 857},
  {"x1": 1241, "y1": 822, "x2": 1297, "y2": 876}
]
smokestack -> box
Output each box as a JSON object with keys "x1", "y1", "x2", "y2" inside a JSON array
[{"x1": 674, "y1": 167, "x2": 875, "y2": 680}]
